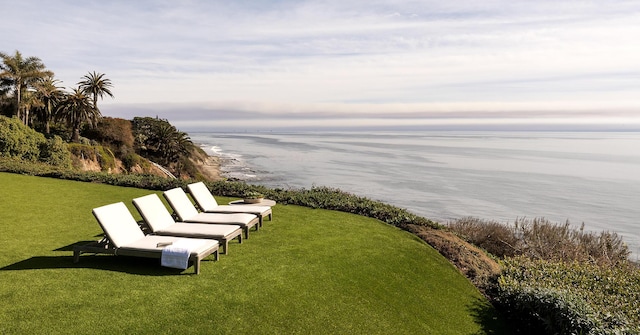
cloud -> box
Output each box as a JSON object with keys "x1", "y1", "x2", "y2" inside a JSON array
[{"x1": 3, "y1": 0, "x2": 640, "y2": 129}]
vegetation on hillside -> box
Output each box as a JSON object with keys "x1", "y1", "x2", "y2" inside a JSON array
[
  {"x1": 0, "y1": 115, "x2": 71, "y2": 168},
  {"x1": 448, "y1": 217, "x2": 638, "y2": 334},
  {"x1": 1, "y1": 50, "x2": 210, "y2": 179}
]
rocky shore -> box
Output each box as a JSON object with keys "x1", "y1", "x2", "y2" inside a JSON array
[{"x1": 196, "y1": 155, "x2": 223, "y2": 181}]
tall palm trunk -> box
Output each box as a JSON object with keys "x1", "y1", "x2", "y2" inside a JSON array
[
  {"x1": 23, "y1": 107, "x2": 29, "y2": 126},
  {"x1": 72, "y1": 127, "x2": 81, "y2": 143},
  {"x1": 16, "y1": 84, "x2": 21, "y2": 119},
  {"x1": 44, "y1": 100, "x2": 52, "y2": 134}
]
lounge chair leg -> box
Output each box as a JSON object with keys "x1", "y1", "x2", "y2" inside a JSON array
[
  {"x1": 222, "y1": 241, "x2": 228, "y2": 254},
  {"x1": 244, "y1": 227, "x2": 249, "y2": 239},
  {"x1": 73, "y1": 249, "x2": 81, "y2": 263},
  {"x1": 237, "y1": 234, "x2": 243, "y2": 244},
  {"x1": 194, "y1": 259, "x2": 201, "y2": 274},
  {"x1": 214, "y1": 250, "x2": 219, "y2": 261}
]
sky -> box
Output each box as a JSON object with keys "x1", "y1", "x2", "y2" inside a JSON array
[{"x1": 2, "y1": 0, "x2": 640, "y2": 131}]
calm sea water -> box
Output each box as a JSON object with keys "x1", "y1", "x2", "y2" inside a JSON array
[{"x1": 190, "y1": 131, "x2": 640, "y2": 258}]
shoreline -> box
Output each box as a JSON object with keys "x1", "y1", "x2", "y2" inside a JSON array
[
  {"x1": 198, "y1": 154, "x2": 224, "y2": 181},
  {"x1": 189, "y1": 131, "x2": 640, "y2": 260}
]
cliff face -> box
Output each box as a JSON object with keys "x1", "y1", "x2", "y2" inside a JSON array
[
  {"x1": 190, "y1": 155, "x2": 222, "y2": 181},
  {"x1": 71, "y1": 152, "x2": 170, "y2": 178},
  {"x1": 71, "y1": 150, "x2": 222, "y2": 181}
]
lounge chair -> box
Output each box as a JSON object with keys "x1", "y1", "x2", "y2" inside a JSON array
[
  {"x1": 74, "y1": 202, "x2": 219, "y2": 274},
  {"x1": 163, "y1": 187, "x2": 260, "y2": 239},
  {"x1": 132, "y1": 194, "x2": 243, "y2": 254},
  {"x1": 187, "y1": 182, "x2": 273, "y2": 226}
]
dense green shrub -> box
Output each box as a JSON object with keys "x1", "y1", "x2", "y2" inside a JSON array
[
  {"x1": 494, "y1": 285, "x2": 598, "y2": 334},
  {"x1": 0, "y1": 116, "x2": 71, "y2": 168},
  {"x1": 0, "y1": 157, "x2": 59, "y2": 175},
  {"x1": 39, "y1": 135, "x2": 72, "y2": 168},
  {"x1": 493, "y1": 257, "x2": 640, "y2": 334},
  {"x1": 97, "y1": 146, "x2": 116, "y2": 171},
  {"x1": 0, "y1": 115, "x2": 46, "y2": 161},
  {"x1": 121, "y1": 152, "x2": 141, "y2": 171}
]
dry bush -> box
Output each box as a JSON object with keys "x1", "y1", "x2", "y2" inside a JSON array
[
  {"x1": 448, "y1": 217, "x2": 520, "y2": 258},
  {"x1": 515, "y1": 218, "x2": 630, "y2": 267},
  {"x1": 448, "y1": 217, "x2": 630, "y2": 267}
]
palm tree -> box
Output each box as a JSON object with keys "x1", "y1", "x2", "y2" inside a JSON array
[
  {"x1": 33, "y1": 76, "x2": 64, "y2": 134},
  {"x1": 0, "y1": 50, "x2": 52, "y2": 123},
  {"x1": 55, "y1": 88, "x2": 101, "y2": 142},
  {"x1": 144, "y1": 122, "x2": 195, "y2": 167},
  {"x1": 20, "y1": 89, "x2": 44, "y2": 127},
  {"x1": 77, "y1": 71, "x2": 114, "y2": 111}
]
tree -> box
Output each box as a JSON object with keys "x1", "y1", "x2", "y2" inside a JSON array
[
  {"x1": 131, "y1": 116, "x2": 198, "y2": 174},
  {"x1": 55, "y1": 88, "x2": 101, "y2": 142},
  {"x1": 83, "y1": 116, "x2": 135, "y2": 154},
  {"x1": 19, "y1": 89, "x2": 44, "y2": 127},
  {"x1": 0, "y1": 50, "x2": 53, "y2": 123},
  {"x1": 77, "y1": 71, "x2": 113, "y2": 111},
  {"x1": 33, "y1": 76, "x2": 64, "y2": 134}
]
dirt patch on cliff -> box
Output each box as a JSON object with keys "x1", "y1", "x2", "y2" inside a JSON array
[{"x1": 406, "y1": 224, "x2": 501, "y2": 290}]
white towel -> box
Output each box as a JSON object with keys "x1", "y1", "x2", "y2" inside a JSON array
[{"x1": 161, "y1": 239, "x2": 206, "y2": 270}]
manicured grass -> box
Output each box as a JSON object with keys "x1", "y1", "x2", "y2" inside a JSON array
[{"x1": 0, "y1": 172, "x2": 507, "y2": 334}]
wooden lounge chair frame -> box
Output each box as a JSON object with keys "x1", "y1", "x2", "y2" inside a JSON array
[{"x1": 74, "y1": 202, "x2": 219, "y2": 274}]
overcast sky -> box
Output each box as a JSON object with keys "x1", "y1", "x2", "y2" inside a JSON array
[{"x1": 3, "y1": 0, "x2": 640, "y2": 131}]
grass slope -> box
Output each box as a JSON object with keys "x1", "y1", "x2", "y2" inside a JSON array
[{"x1": 0, "y1": 172, "x2": 506, "y2": 334}]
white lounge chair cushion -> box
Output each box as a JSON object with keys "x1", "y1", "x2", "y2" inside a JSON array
[
  {"x1": 182, "y1": 212, "x2": 257, "y2": 226},
  {"x1": 187, "y1": 182, "x2": 271, "y2": 215},
  {"x1": 155, "y1": 222, "x2": 240, "y2": 238},
  {"x1": 92, "y1": 202, "x2": 145, "y2": 248},
  {"x1": 164, "y1": 187, "x2": 258, "y2": 225},
  {"x1": 123, "y1": 235, "x2": 217, "y2": 254},
  {"x1": 132, "y1": 194, "x2": 180, "y2": 231},
  {"x1": 163, "y1": 187, "x2": 200, "y2": 220},
  {"x1": 187, "y1": 182, "x2": 221, "y2": 208}
]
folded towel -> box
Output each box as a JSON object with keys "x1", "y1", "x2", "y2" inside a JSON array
[{"x1": 161, "y1": 239, "x2": 206, "y2": 270}]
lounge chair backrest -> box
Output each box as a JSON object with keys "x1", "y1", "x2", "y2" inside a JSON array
[
  {"x1": 187, "y1": 182, "x2": 219, "y2": 211},
  {"x1": 163, "y1": 187, "x2": 200, "y2": 221},
  {"x1": 132, "y1": 194, "x2": 176, "y2": 231},
  {"x1": 92, "y1": 202, "x2": 145, "y2": 248}
]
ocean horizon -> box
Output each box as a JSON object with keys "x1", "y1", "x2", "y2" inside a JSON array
[{"x1": 190, "y1": 130, "x2": 640, "y2": 259}]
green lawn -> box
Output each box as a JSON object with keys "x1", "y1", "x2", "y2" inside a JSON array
[{"x1": 0, "y1": 172, "x2": 507, "y2": 334}]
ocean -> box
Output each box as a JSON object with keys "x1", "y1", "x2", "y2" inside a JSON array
[{"x1": 189, "y1": 131, "x2": 640, "y2": 259}]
